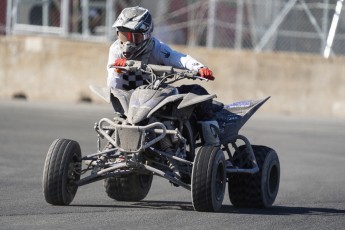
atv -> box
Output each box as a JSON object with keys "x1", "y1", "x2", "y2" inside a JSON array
[{"x1": 42, "y1": 60, "x2": 280, "y2": 212}]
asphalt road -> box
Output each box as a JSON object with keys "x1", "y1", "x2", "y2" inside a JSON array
[{"x1": 1, "y1": 100, "x2": 345, "y2": 230}]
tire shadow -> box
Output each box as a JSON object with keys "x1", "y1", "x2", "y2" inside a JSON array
[
  {"x1": 70, "y1": 200, "x2": 194, "y2": 211},
  {"x1": 71, "y1": 201, "x2": 345, "y2": 216},
  {"x1": 220, "y1": 205, "x2": 345, "y2": 216}
]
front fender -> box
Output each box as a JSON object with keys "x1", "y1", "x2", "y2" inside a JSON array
[
  {"x1": 89, "y1": 85, "x2": 111, "y2": 103},
  {"x1": 177, "y1": 93, "x2": 217, "y2": 110},
  {"x1": 146, "y1": 94, "x2": 185, "y2": 118}
]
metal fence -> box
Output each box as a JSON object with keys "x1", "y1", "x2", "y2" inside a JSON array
[{"x1": 2, "y1": 0, "x2": 345, "y2": 57}]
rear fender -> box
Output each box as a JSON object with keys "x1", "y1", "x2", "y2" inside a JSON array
[
  {"x1": 224, "y1": 96, "x2": 270, "y2": 125},
  {"x1": 217, "y1": 97, "x2": 270, "y2": 144}
]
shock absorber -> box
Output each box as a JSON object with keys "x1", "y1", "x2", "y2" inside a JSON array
[
  {"x1": 159, "y1": 135, "x2": 174, "y2": 153},
  {"x1": 159, "y1": 121, "x2": 176, "y2": 153}
]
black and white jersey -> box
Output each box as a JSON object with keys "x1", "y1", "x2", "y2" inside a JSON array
[{"x1": 107, "y1": 37, "x2": 205, "y2": 90}]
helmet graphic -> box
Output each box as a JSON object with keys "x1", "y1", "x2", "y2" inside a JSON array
[{"x1": 113, "y1": 6, "x2": 153, "y2": 59}]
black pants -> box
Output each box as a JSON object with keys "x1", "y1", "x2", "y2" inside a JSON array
[{"x1": 177, "y1": 84, "x2": 213, "y2": 121}]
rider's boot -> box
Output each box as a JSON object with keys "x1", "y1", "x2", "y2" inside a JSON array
[{"x1": 198, "y1": 120, "x2": 220, "y2": 146}]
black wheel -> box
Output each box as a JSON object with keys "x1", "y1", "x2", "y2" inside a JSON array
[
  {"x1": 104, "y1": 173, "x2": 153, "y2": 201},
  {"x1": 191, "y1": 146, "x2": 226, "y2": 212},
  {"x1": 228, "y1": 145, "x2": 280, "y2": 208},
  {"x1": 42, "y1": 139, "x2": 81, "y2": 205}
]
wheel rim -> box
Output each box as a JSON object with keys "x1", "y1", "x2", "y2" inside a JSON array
[
  {"x1": 268, "y1": 163, "x2": 279, "y2": 196},
  {"x1": 66, "y1": 153, "x2": 81, "y2": 195},
  {"x1": 215, "y1": 162, "x2": 225, "y2": 201}
]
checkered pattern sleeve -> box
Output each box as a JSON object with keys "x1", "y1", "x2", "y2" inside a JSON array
[
  {"x1": 107, "y1": 41, "x2": 149, "y2": 90},
  {"x1": 107, "y1": 37, "x2": 205, "y2": 90}
]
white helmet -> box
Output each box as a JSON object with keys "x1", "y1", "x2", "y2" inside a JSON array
[{"x1": 113, "y1": 6, "x2": 154, "y2": 59}]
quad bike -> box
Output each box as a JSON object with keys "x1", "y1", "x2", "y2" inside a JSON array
[{"x1": 42, "y1": 60, "x2": 280, "y2": 212}]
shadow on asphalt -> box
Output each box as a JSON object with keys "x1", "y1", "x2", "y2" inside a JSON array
[
  {"x1": 71, "y1": 201, "x2": 345, "y2": 215},
  {"x1": 220, "y1": 205, "x2": 345, "y2": 216},
  {"x1": 71, "y1": 200, "x2": 194, "y2": 211}
]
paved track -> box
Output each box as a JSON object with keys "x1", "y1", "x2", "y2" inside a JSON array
[{"x1": 1, "y1": 100, "x2": 345, "y2": 230}]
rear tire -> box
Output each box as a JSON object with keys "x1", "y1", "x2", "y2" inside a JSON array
[
  {"x1": 191, "y1": 146, "x2": 226, "y2": 212},
  {"x1": 42, "y1": 139, "x2": 81, "y2": 205},
  {"x1": 104, "y1": 173, "x2": 153, "y2": 201},
  {"x1": 228, "y1": 145, "x2": 280, "y2": 208}
]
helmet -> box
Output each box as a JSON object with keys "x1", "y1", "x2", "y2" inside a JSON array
[{"x1": 113, "y1": 6, "x2": 153, "y2": 59}]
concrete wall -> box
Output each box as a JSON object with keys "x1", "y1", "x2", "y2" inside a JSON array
[{"x1": 1, "y1": 35, "x2": 345, "y2": 118}]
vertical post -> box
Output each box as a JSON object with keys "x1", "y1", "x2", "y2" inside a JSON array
[
  {"x1": 206, "y1": 0, "x2": 216, "y2": 48},
  {"x1": 13, "y1": 0, "x2": 17, "y2": 25},
  {"x1": 324, "y1": 0, "x2": 343, "y2": 58},
  {"x1": 43, "y1": 0, "x2": 49, "y2": 27},
  {"x1": 6, "y1": 0, "x2": 13, "y2": 35},
  {"x1": 106, "y1": 0, "x2": 115, "y2": 41},
  {"x1": 245, "y1": 0, "x2": 258, "y2": 48},
  {"x1": 157, "y1": 0, "x2": 168, "y2": 23},
  {"x1": 188, "y1": 2, "x2": 197, "y2": 47},
  {"x1": 321, "y1": 0, "x2": 329, "y2": 54},
  {"x1": 235, "y1": 0, "x2": 244, "y2": 49},
  {"x1": 81, "y1": 0, "x2": 89, "y2": 35},
  {"x1": 61, "y1": 0, "x2": 69, "y2": 36}
]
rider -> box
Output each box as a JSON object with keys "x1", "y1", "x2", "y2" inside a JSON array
[{"x1": 107, "y1": 6, "x2": 219, "y2": 146}]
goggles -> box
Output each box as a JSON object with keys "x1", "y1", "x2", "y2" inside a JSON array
[{"x1": 118, "y1": 31, "x2": 151, "y2": 45}]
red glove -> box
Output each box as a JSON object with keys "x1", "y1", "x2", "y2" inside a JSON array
[
  {"x1": 198, "y1": 67, "x2": 214, "y2": 80},
  {"x1": 113, "y1": 58, "x2": 127, "y2": 73},
  {"x1": 114, "y1": 58, "x2": 127, "y2": 67}
]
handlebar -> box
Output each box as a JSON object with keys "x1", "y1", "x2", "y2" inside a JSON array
[{"x1": 109, "y1": 60, "x2": 209, "y2": 82}]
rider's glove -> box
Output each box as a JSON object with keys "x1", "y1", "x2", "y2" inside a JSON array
[
  {"x1": 114, "y1": 58, "x2": 127, "y2": 66},
  {"x1": 198, "y1": 67, "x2": 214, "y2": 80},
  {"x1": 113, "y1": 58, "x2": 127, "y2": 73}
]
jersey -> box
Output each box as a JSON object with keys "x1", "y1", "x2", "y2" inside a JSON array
[{"x1": 107, "y1": 37, "x2": 205, "y2": 90}]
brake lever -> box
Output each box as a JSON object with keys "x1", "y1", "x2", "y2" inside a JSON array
[
  {"x1": 194, "y1": 76, "x2": 209, "y2": 82},
  {"x1": 108, "y1": 64, "x2": 139, "y2": 72},
  {"x1": 184, "y1": 74, "x2": 209, "y2": 82}
]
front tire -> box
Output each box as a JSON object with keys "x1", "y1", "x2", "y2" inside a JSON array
[
  {"x1": 191, "y1": 146, "x2": 226, "y2": 212},
  {"x1": 104, "y1": 173, "x2": 153, "y2": 201},
  {"x1": 42, "y1": 139, "x2": 81, "y2": 205},
  {"x1": 228, "y1": 145, "x2": 280, "y2": 208}
]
